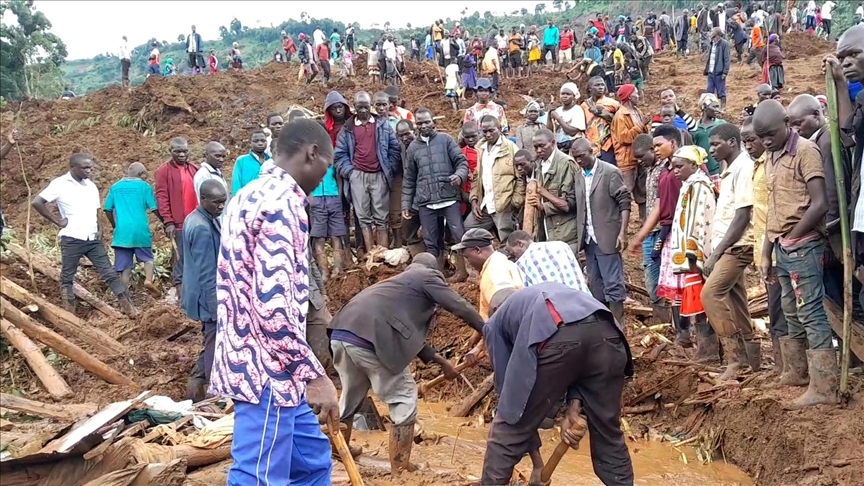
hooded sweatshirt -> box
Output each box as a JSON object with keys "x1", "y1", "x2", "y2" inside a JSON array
[{"x1": 324, "y1": 90, "x2": 351, "y2": 147}]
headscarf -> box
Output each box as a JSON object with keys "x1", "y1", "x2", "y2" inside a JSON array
[
  {"x1": 525, "y1": 99, "x2": 541, "y2": 112},
  {"x1": 768, "y1": 33, "x2": 779, "y2": 43},
  {"x1": 560, "y1": 82, "x2": 581, "y2": 101},
  {"x1": 698, "y1": 92, "x2": 720, "y2": 109},
  {"x1": 673, "y1": 145, "x2": 708, "y2": 166},
  {"x1": 617, "y1": 84, "x2": 637, "y2": 103}
]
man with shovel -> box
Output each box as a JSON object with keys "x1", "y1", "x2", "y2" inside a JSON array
[{"x1": 476, "y1": 283, "x2": 634, "y2": 485}]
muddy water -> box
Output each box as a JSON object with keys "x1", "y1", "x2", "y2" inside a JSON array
[{"x1": 346, "y1": 400, "x2": 753, "y2": 486}]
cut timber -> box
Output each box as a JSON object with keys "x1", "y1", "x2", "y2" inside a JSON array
[
  {"x1": 132, "y1": 442, "x2": 232, "y2": 468},
  {"x1": 449, "y1": 374, "x2": 495, "y2": 417},
  {"x1": 0, "y1": 392, "x2": 96, "y2": 421},
  {"x1": 128, "y1": 459, "x2": 187, "y2": 486},
  {"x1": 0, "y1": 297, "x2": 137, "y2": 387},
  {"x1": 0, "y1": 318, "x2": 72, "y2": 399},
  {"x1": 0, "y1": 276, "x2": 126, "y2": 356},
  {"x1": 825, "y1": 299, "x2": 864, "y2": 361},
  {"x1": 523, "y1": 180, "x2": 539, "y2": 237},
  {"x1": 6, "y1": 242, "x2": 124, "y2": 320}
]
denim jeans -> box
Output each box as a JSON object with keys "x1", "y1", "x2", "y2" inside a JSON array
[
  {"x1": 773, "y1": 238, "x2": 833, "y2": 349},
  {"x1": 642, "y1": 231, "x2": 661, "y2": 306},
  {"x1": 60, "y1": 236, "x2": 126, "y2": 299}
]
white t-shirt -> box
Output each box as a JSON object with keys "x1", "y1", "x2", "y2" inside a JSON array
[
  {"x1": 396, "y1": 45, "x2": 405, "y2": 61},
  {"x1": 444, "y1": 63, "x2": 460, "y2": 90},
  {"x1": 383, "y1": 40, "x2": 397, "y2": 60},
  {"x1": 38, "y1": 172, "x2": 101, "y2": 241},
  {"x1": 119, "y1": 41, "x2": 129, "y2": 60},
  {"x1": 554, "y1": 105, "x2": 587, "y2": 143},
  {"x1": 495, "y1": 34, "x2": 508, "y2": 50},
  {"x1": 857, "y1": 5, "x2": 864, "y2": 16},
  {"x1": 807, "y1": 1, "x2": 817, "y2": 16},
  {"x1": 150, "y1": 47, "x2": 160, "y2": 60},
  {"x1": 822, "y1": 1, "x2": 836, "y2": 19},
  {"x1": 313, "y1": 29, "x2": 326, "y2": 46}
]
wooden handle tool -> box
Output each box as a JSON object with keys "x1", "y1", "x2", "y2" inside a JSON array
[{"x1": 326, "y1": 416, "x2": 365, "y2": 486}]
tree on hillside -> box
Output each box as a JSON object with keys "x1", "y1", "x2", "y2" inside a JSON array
[
  {"x1": 483, "y1": 11, "x2": 493, "y2": 22},
  {"x1": 553, "y1": 0, "x2": 563, "y2": 11},
  {"x1": 535, "y1": 3, "x2": 547, "y2": 16},
  {"x1": 406, "y1": 22, "x2": 411, "y2": 29},
  {"x1": 177, "y1": 34, "x2": 185, "y2": 43},
  {"x1": 230, "y1": 17, "x2": 242, "y2": 37},
  {"x1": 521, "y1": 8, "x2": 529, "y2": 15},
  {"x1": 218, "y1": 26, "x2": 230, "y2": 40},
  {"x1": 564, "y1": 1, "x2": 571, "y2": 10},
  {"x1": 0, "y1": 0, "x2": 68, "y2": 99},
  {"x1": 511, "y1": 10, "x2": 520, "y2": 15}
]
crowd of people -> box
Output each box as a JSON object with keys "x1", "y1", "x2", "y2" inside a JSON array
[{"x1": 16, "y1": 1, "x2": 864, "y2": 484}]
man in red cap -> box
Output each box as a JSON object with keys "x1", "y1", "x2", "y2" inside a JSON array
[
  {"x1": 611, "y1": 84, "x2": 648, "y2": 221},
  {"x1": 297, "y1": 33, "x2": 319, "y2": 84}
]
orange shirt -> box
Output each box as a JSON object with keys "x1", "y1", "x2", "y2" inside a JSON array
[{"x1": 751, "y1": 26, "x2": 765, "y2": 49}]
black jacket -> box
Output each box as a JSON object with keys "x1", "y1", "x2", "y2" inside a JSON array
[
  {"x1": 329, "y1": 263, "x2": 484, "y2": 373},
  {"x1": 402, "y1": 131, "x2": 469, "y2": 211},
  {"x1": 704, "y1": 38, "x2": 731, "y2": 76}
]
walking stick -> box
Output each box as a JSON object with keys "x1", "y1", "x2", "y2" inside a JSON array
[
  {"x1": 825, "y1": 69, "x2": 853, "y2": 398},
  {"x1": 327, "y1": 416, "x2": 365, "y2": 486}
]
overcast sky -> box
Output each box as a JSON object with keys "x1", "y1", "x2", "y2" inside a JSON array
[{"x1": 34, "y1": 1, "x2": 545, "y2": 60}]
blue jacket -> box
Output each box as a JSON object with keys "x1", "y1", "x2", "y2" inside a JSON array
[
  {"x1": 334, "y1": 115, "x2": 402, "y2": 186},
  {"x1": 186, "y1": 32, "x2": 203, "y2": 53},
  {"x1": 181, "y1": 207, "x2": 221, "y2": 322}
]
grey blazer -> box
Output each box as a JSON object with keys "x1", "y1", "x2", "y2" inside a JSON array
[{"x1": 574, "y1": 160, "x2": 632, "y2": 254}]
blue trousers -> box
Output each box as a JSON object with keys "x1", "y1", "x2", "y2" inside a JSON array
[
  {"x1": 774, "y1": 239, "x2": 832, "y2": 349},
  {"x1": 706, "y1": 73, "x2": 727, "y2": 99},
  {"x1": 228, "y1": 384, "x2": 332, "y2": 486},
  {"x1": 642, "y1": 231, "x2": 662, "y2": 306},
  {"x1": 584, "y1": 240, "x2": 626, "y2": 304}
]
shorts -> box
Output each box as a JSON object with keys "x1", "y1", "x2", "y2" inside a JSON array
[
  {"x1": 509, "y1": 51, "x2": 522, "y2": 67},
  {"x1": 113, "y1": 247, "x2": 153, "y2": 272},
  {"x1": 559, "y1": 49, "x2": 573, "y2": 62},
  {"x1": 446, "y1": 89, "x2": 457, "y2": 98},
  {"x1": 310, "y1": 196, "x2": 347, "y2": 238},
  {"x1": 632, "y1": 76, "x2": 644, "y2": 91}
]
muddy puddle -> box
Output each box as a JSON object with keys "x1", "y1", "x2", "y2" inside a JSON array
[{"x1": 340, "y1": 401, "x2": 753, "y2": 486}]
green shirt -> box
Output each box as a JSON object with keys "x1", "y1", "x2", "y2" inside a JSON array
[
  {"x1": 104, "y1": 178, "x2": 157, "y2": 248},
  {"x1": 692, "y1": 118, "x2": 726, "y2": 175},
  {"x1": 231, "y1": 152, "x2": 271, "y2": 196}
]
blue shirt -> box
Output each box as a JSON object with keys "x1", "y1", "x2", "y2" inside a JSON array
[
  {"x1": 231, "y1": 151, "x2": 270, "y2": 196},
  {"x1": 584, "y1": 46, "x2": 602, "y2": 63},
  {"x1": 311, "y1": 166, "x2": 340, "y2": 197},
  {"x1": 104, "y1": 178, "x2": 157, "y2": 248}
]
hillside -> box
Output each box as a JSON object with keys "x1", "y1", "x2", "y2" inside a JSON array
[{"x1": 64, "y1": 0, "x2": 681, "y2": 94}]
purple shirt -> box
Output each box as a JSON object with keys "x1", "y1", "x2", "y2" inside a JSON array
[{"x1": 209, "y1": 164, "x2": 325, "y2": 407}]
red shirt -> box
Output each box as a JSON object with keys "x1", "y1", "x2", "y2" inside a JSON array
[
  {"x1": 560, "y1": 30, "x2": 575, "y2": 50},
  {"x1": 352, "y1": 120, "x2": 380, "y2": 172},
  {"x1": 154, "y1": 160, "x2": 200, "y2": 229},
  {"x1": 460, "y1": 146, "x2": 478, "y2": 214},
  {"x1": 590, "y1": 19, "x2": 606, "y2": 38},
  {"x1": 317, "y1": 44, "x2": 330, "y2": 62},
  {"x1": 658, "y1": 162, "x2": 683, "y2": 226}
]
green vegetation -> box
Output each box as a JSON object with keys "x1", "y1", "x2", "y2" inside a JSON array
[
  {"x1": 3, "y1": 0, "x2": 860, "y2": 97},
  {"x1": 0, "y1": 0, "x2": 68, "y2": 100}
]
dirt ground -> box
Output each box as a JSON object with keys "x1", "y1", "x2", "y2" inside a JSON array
[{"x1": 1, "y1": 33, "x2": 862, "y2": 485}]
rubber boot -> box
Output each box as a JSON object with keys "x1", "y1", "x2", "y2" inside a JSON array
[
  {"x1": 339, "y1": 420, "x2": 364, "y2": 458},
  {"x1": 389, "y1": 422, "x2": 415, "y2": 474},
  {"x1": 61, "y1": 292, "x2": 77, "y2": 314},
  {"x1": 376, "y1": 228, "x2": 390, "y2": 249},
  {"x1": 118, "y1": 293, "x2": 139, "y2": 317},
  {"x1": 361, "y1": 227, "x2": 375, "y2": 254},
  {"x1": 185, "y1": 376, "x2": 207, "y2": 402},
  {"x1": 717, "y1": 336, "x2": 746, "y2": 381},
  {"x1": 770, "y1": 335, "x2": 783, "y2": 374},
  {"x1": 743, "y1": 338, "x2": 762, "y2": 372},
  {"x1": 407, "y1": 242, "x2": 426, "y2": 257},
  {"x1": 313, "y1": 240, "x2": 330, "y2": 283},
  {"x1": 392, "y1": 230, "x2": 403, "y2": 249},
  {"x1": 784, "y1": 348, "x2": 839, "y2": 410},
  {"x1": 671, "y1": 306, "x2": 693, "y2": 348},
  {"x1": 692, "y1": 320, "x2": 721, "y2": 363},
  {"x1": 447, "y1": 254, "x2": 469, "y2": 283},
  {"x1": 652, "y1": 303, "x2": 672, "y2": 324},
  {"x1": 609, "y1": 301, "x2": 625, "y2": 330},
  {"x1": 331, "y1": 246, "x2": 344, "y2": 278},
  {"x1": 778, "y1": 337, "x2": 810, "y2": 386}
]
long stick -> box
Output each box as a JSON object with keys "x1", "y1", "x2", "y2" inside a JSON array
[
  {"x1": 16, "y1": 144, "x2": 36, "y2": 290},
  {"x1": 327, "y1": 416, "x2": 365, "y2": 486},
  {"x1": 825, "y1": 69, "x2": 853, "y2": 397}
]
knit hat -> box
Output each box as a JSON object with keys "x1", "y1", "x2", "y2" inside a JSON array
[{"x1": 617, "y1": 84, "x2": 637, "y2": 102}]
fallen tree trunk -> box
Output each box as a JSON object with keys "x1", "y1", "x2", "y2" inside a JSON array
[
  {"x1": 6, "y1": 242, "x2": 124, "y2": 320},
  {"x1": 449, "y1": 374, "x2": 494, "y2": 417},
  {"x1": 0, "y1": 276, "x2": 126, "y2": 356},
  {"x1": 0, "y1": 392, "x2": 96, "y2": 421},
  {"x1": 0, "y1": 319, "x2": 72, "y2": 400},
  {"x1": 825, "y1": 298, "x2": 864, "y2": 361},
  {"x1": 0, "y1": 297, "x2": 137, "y2": 388}
]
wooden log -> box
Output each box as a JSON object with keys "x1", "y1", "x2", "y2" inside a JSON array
[
  {"x1": 135, "y1": 443, "x2": 232, "y2": 468},
  {"x1": 128, "y1": 459, "x2": 187, "y2": 486},
  {"x1": 0, "y1": 297, "x2": 137, "y2": 387},
  {"x1": 0, "y1": 319, "x2": 72, "y2": 399},
  {"x1": 523, "y1": 180, "x2": 539, "y2": 238},
  {"x1": 6, "y1": 242, "x2": 125, "y2": 320},
  {"x1": 449, "y1": 374, "x2": 494, "y2": 417},
  {"x1": 0, "y1": 392, "x2": 96, "y2": 421},
  {"x1": 825, "y1": 298, "x2": 864, "y2": 361},
  {"x1": 0, "y1": 276, "x2": 126, "y2": 356}
]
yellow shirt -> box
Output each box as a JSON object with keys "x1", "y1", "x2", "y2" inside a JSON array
[
  {"x1": 478, "y1": 251, "x2": 523, "y2": 320},
  {"x1": 751, "y1": 152, "x2": 769, "y2": 248},
  {"x1": 613, "y1": 48, "x2": 625, "y2": 70}
]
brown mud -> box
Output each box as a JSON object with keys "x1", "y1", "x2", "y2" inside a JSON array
[{"x1": 0, "y1": 32, "x2": 861, "y2": 485}]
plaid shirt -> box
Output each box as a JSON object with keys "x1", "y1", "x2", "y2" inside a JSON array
[
  {"x1": 209, "y1": 164, "x2": 325, "y2": 407},
  {"x1": 516, "y1": 241, "x2": 590, "y2": 295}
]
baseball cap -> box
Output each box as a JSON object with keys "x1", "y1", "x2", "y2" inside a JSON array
[
  {"x1": 452, "y1": 228, "x2": 495, "y2": 251},
  {"x1": 476, "y1": 78, "x2": 492, "y2": 91}
]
